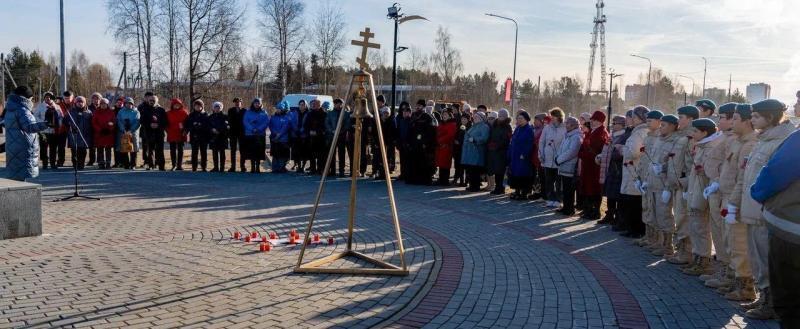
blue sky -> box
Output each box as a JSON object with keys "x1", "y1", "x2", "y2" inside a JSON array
[{"x1": 2, "y1": 0, "x2": 799, "y2": 103}]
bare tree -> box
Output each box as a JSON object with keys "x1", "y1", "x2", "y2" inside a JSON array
[
  {"x1": 430, "y1": 26, "x2": 463, "y2": 98},
  {"x1": 107, "y1": 0, "x2": 155, "y2": 89},
  {"x1": 258, "y1": 0, "x2": 305, "y2": 97},
  {"x1": 311, "y1": 0, "x2": 346, "y2": 95},
  {"x1": 156, "y1": 0, "x2": 185, "y2": 95},
  {"x1": 180, "y1": 0, "x2": 243, "y2": 101}
]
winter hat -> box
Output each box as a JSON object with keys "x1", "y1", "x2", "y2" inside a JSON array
[
  {"x1": 232, "y1": 97, "x2": 241, "y2": 103},
  {"x1": 695, "y1": 99, "x2": 717, "y2": 112},
  {"x1": 498, "y1": 108, "x2": 510, "y2": 119},
  {"x1": 43, "y1": 92, "x2": 55, "y2": 100},
  {"x1": 170, "y1": 98, "x2": 184, "y2": 110},
  {"x1": 718, "y1": 102, "x2": 737, "y2": 115},
  {"x1": 379, "y1": 106, "x2": 390, "y2": 115},
  {"x1": 124, "y1": 97, "x2": 135, "y2": 104},
  {"x1": 474, "y1": 111, "x2": 486, "y2": 122},
  {"x1": 735, "y1": 103, "x2": 752, "y2": 119},
  {"x1": 632, "y1": 105, "x2": 650, "y2": 122},
  {"x1": 276, "y1": 100, "x2": 289, "y2": 111},
  {"x1": 13, "y1": 85, "x2": 33, "y2": 98},
  {"x1": 549, "y1": 107, "x2": 565, "y2": 120},
  {"x1": 580, "y1": 112, "x2": 592, "y2": 122},
  {"x1": 212, "y1": 101, "x2": 224, "y2": 110},
  {"x1": 612, "y1": 115, "x2": 626, "y2": 125},
  {"x1": 193, "y1": 99, "x2": 205, "y2": 108},
  {"x1": 462, "y1": 103, "x2": 472, "y2": 112},
  {"x1": 625, "y1": 109, "x2": 634, "y2": 118},
  {"x1": 376, "y1": 95, "x2": 386, "y2": 103},
  {"x1": 416, "y1": 99, "x2": 426, "y2": 107},
  {"x1": 752, "y1": 99, "x2": 786, "y2": 114},
  {"x1": 533, "y1": 113, "x2": 548, "y2": 121},
  {"x1": 251, "y1": 98, "x2": 262, "y2": 107},
  {"x1": 100, "y1": 98, "x2": 110, "y2": 105},
  {"x1": 322, "y1": 101, "x2": 331, "y2": 110},
  {"x1": 646, "y1": 110, "x2": 664, "y2": 120},
  {"x1": 590, "y1": 110, "x2": 606, "y2": 123},
  {"x1": 677, "y1": 105, "x2": 700, "y2": 119},
  {"x1": 518, "y1": 111, "x2": 531, "y2": 122},
  {"x1": 661, "y1": 114, "x2": 679, "y2": 125},
  {"x1": 565, "y1": 116, "x2": 580, "y2": 126},
  {"x1": 487, "y1": 111, "x2": 499, "y2": 119}
]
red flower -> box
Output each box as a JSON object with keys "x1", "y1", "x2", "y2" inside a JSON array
[
  {"x1": 628, "y1": 161, "x2": 635, "y2": 165},
  {"x1": 640, "y1": 146, "x2": 646, "y2": 152},
  {"x1": 695, "y1": 165, "x2": 703, "y2": 171},
  {"x1": 721, "y1": 208, "x2": 728, "y2": 217}
]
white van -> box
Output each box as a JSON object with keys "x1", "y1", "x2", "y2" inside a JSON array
[{"x1": 280, "y1": 94, "x2": 334, "y2": 110}]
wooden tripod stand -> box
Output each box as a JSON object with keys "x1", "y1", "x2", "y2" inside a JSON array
[{"x1": 293, "y1": 70, "x2": 408, "y2": 276}]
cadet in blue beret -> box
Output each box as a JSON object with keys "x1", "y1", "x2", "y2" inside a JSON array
[
  {"x1": 692, "y1": 118, "x2": 718, "y2": 138},
  {"x1": 678, "y1": 105, "x2": 700, "y2": 119},
  {"x1": 718, "y1": 102, "x2": 737, "y2": 115},
  {"x1": 751, "y1": 99, "x2": 786, "y2": 114},
  {"x1": 695, "y1": 99, "x2": 717, "y2": 116}
]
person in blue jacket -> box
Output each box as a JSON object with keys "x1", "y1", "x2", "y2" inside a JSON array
[
  {"x1": 3, "y1": 86, "x2": 50, "y2": 181},
  {"x1": 243, "y1": 98, "x2": 269, "y2": 173},
  {"x1": 461, "y1": 111, "x2": 490, "y2": 192},
  {"x1": 507, "y1": 111, "x2": 535, "y2": 200},
  {"x1": 116, "y1": 97, "x2": 141, "y2": 169},
  {"x1": 750, "y1": 128, "x2": 800, "y2": 326},
  {"x1": 269, "y1": 100, "x2": 293, "y2": 173}
]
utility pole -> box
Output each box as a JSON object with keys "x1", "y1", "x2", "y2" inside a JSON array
[
  {"x1": 486, "y1": 13, "x2": 519, "y2": 116},
  {"x1": 1, "y1": 53, "x2": 5, "y2": 103},
  {"x1": 630, "y1": 54, "x2": 652, "y2": 106},
  {"x1": 701, "y1": 57, "x2": 707, "y2": 98},
  {"x1": 388, "y1": 3, "x2": 427, "y2": 113},
  {"x1": 536, "y1": 75, "x2": 541, "y2": 111},
  {"x1": 727, "y1": 74, "x2": 732, "y2": 102},
  {"x1": 59, "y1": 0, "x2": 67, "y2": 94},
  {"x1": 587, "y1": 0, "x2": 607, "y2": 95}
]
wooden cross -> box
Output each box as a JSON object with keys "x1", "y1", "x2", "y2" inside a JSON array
[{"x1": 351, "y1": 27, "x2": 381, "y2": 71}]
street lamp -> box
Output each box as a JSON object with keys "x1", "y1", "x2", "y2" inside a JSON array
[
  {"x1": 486, "y1": 13, "x2": 518, "y2": 116},
  {"x1": 701, "y1": 57, "x2": 707, "y2": 98},
  {"x1": 607, "y1": 71, "x2": 623, "y2": 126},
  {"x1": 677, "y1": 74, "x2": 695, "y2": 105},
  {"x1": 630, "y1": 54, "x2": 651, "y2": 106},
  {"x1": 388, "y1": 3, "x2": 427, "y2": 113}
]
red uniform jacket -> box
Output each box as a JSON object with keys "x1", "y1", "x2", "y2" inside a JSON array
[
  {"x1": 91, "y1": 106, "x2": 117, "y2": 147},
  {"x1": 435, "y1": 121, "x2": 457, "y2": 168},
  {"x1": 578, "y1": 125, "x2": 609, "y2": 196},
  {"x1": 166, "y1": 99, "x2": 189, "y2": 143}
]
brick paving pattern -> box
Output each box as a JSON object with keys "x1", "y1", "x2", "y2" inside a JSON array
[{"x1": 0, "y1": 168, "x2": 782, "y2": 328}]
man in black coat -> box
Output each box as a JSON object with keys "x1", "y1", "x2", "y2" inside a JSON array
[
  {"x1": 138, "y1": 91, "x2": 168, "y2": 170},
  {"x1": 406, "y1": 99, "x2": 437, "y2": 185},
  {"x1": 227, "y1": 98, "x2": 246, "y2": 172},
  {"x1": 304, "y1": 99, "x2": 327, "y2": 175}
]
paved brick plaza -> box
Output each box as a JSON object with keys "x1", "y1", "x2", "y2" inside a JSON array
[{"x1": 0, "y1": 169, "x2": 781, "y2": 328}]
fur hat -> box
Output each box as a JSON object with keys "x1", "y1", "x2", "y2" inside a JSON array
[{"x1": 590, "y1": 110, "x2": 606, "y2": 123}]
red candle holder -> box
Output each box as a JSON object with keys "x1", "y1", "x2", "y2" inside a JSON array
[{"x1": 233, "y1": 231, "x2": 241, "y2": 240}]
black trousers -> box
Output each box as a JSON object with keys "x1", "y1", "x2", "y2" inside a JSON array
[
  {"x1": 146, "y1": 138, "x2": 165, "y2": 169},
  {"x1": 141, "y1": 137, "x2": 150, "y2": 167},
  {"x1": 39, "y1": 134, "x2": 53, "y2": 167},
  {"x1": 229, "y1": 135, "x2": 244, "y2": 171},
  {"x1": 437, "y1": 167, "x2": 451, "y2": 185},
  {"x1": 87, "y1": 147, "x2": 96, "y2": 165},
  {"x1": 212, "y1": 149, "x2": 226, "y2": 171},
  {"x1": 453, "y1": 153, "x2": 464, "y2": 184},
  {"x1": 71, "y1": 147, "x2": 88, "y2": 170},
  {"x1": 543, "y1": 167, "x2": 561, "y2": 202},
  {"x1": 493, "y1": 170, "x2": 505, "y2": 191},
  {"x1": 466, "y1": 165, "x2": 483, "y2": 191},
  {"x1": 191, "y1": 143, "x2": 208, "y2": 171},
  {"x1": 346, "y1": 139, "x2": 369, "y2": 174},
  {"x1": 769, "y1": 231, "x2": 800, "y2": 329},
  {"x1": 329, "y1": 141, "x2": 349, "y2": 175},
  {"x1": 120, "y1": 152, "x2": 137, "y2": 169},
  {"x1": 96, "y1": 147, "x2": 112, "y2": 166},
  {"x1": 559, "y1": 175, "x2": 575, "y2": 212},
  {"x1": 55, "y1": 134, "x2": 67, "y2": 166},
  {"x1": 620, "y1": 194, "x2": 644, "y2": 233},
  {"x1": 169, "y1": 142, "x2": 184, "y2": 169}
]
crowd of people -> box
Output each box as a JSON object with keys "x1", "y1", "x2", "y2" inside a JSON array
[{"x1": 2, "y1": 84, "x2": 799, "y2": 327}]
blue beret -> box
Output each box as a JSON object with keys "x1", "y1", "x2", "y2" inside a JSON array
[
  {"x1": 692, "y1": 118, "x2": 717, "y2": 129},
  {"x1": 646, "y1": 110, "x2": 664, "y2": 119},
  {"x1": 677, "y1": 105, "x2": 700, "y2": 119},
  {"x1": 718, "y1": 102, "x2": 737, "y2": 115},
  {"x1": 752, "y1": 99, "x2": 786, "y2": 114},
  {"x1": 695, "y1": 99, "x2": 717, "y2": 111},
  {"x1": 661, "y1": 114, "x2": 679, "y2": 125},
  {"x1": 735, "y1": 103, "x2": 752, "y2": 119}
]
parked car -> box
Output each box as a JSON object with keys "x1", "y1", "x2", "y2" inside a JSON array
[{"x1": 280, "y1": 94, "x2": 334, "y2": 110}]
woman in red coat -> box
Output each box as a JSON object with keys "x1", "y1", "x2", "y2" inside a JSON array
[
  {"x1": 578, "y1": 110, "x2": 609, "y2": 220},
  {"x1": 435, "y1": 110, "x2": 457, "y2": 185},
  {"x1": 91, "y1": 98, "x2": 116, "y2": 169},
  {"x1": 166, "y1": 98, "x2": 189, "y2": 170}
]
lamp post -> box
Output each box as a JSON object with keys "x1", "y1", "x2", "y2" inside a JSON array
[
  {"x1": 630, "y1": 54, "x2": 651, "y2": 106},
  {"x1": 59, "y1": 0, "x2": 66, "y2": 93},
  {"x1": 388, "y1": 3, "x2": 427, "y2": 113},
  {"x1": 701, "y1": 57, "x2": 707, "y2": 98},
  {"x1": 607, "y1": 71, "x2": 622, "y2": 126},
  {"x1": 677, "y1": 74, "x2": 695, "y2": 105},
  {"x1": 486, "y1": 13, "x2": 518, "y2": 116}
]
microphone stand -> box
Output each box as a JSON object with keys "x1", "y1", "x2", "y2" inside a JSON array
[{"x1": 53, "y1": 108, "x2": 100, "y2": 202}]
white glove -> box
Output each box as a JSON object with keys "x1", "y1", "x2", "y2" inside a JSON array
[
  {"x1": 703, "y1": 182, "x2": 720, "y2": 199},
  {"x1": 725, "y1": 204, "x2": 738, "y2": 224},
  {"x1": 682, "y1": 191, "x2": 689, "y2": 200},
  {"x1": 650, "y1": 163, "x2": 663, "y2": 175},
  {"x1": 634, "y1": 179, "x2": 643, "y2": 192},
  {"x1": 661, "y1": 190, "x2": 671, "y2": 204}
]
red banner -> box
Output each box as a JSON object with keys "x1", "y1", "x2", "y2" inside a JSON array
[{"x1": 504, "y1": 78, "x2": 512, "y2": 103}]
